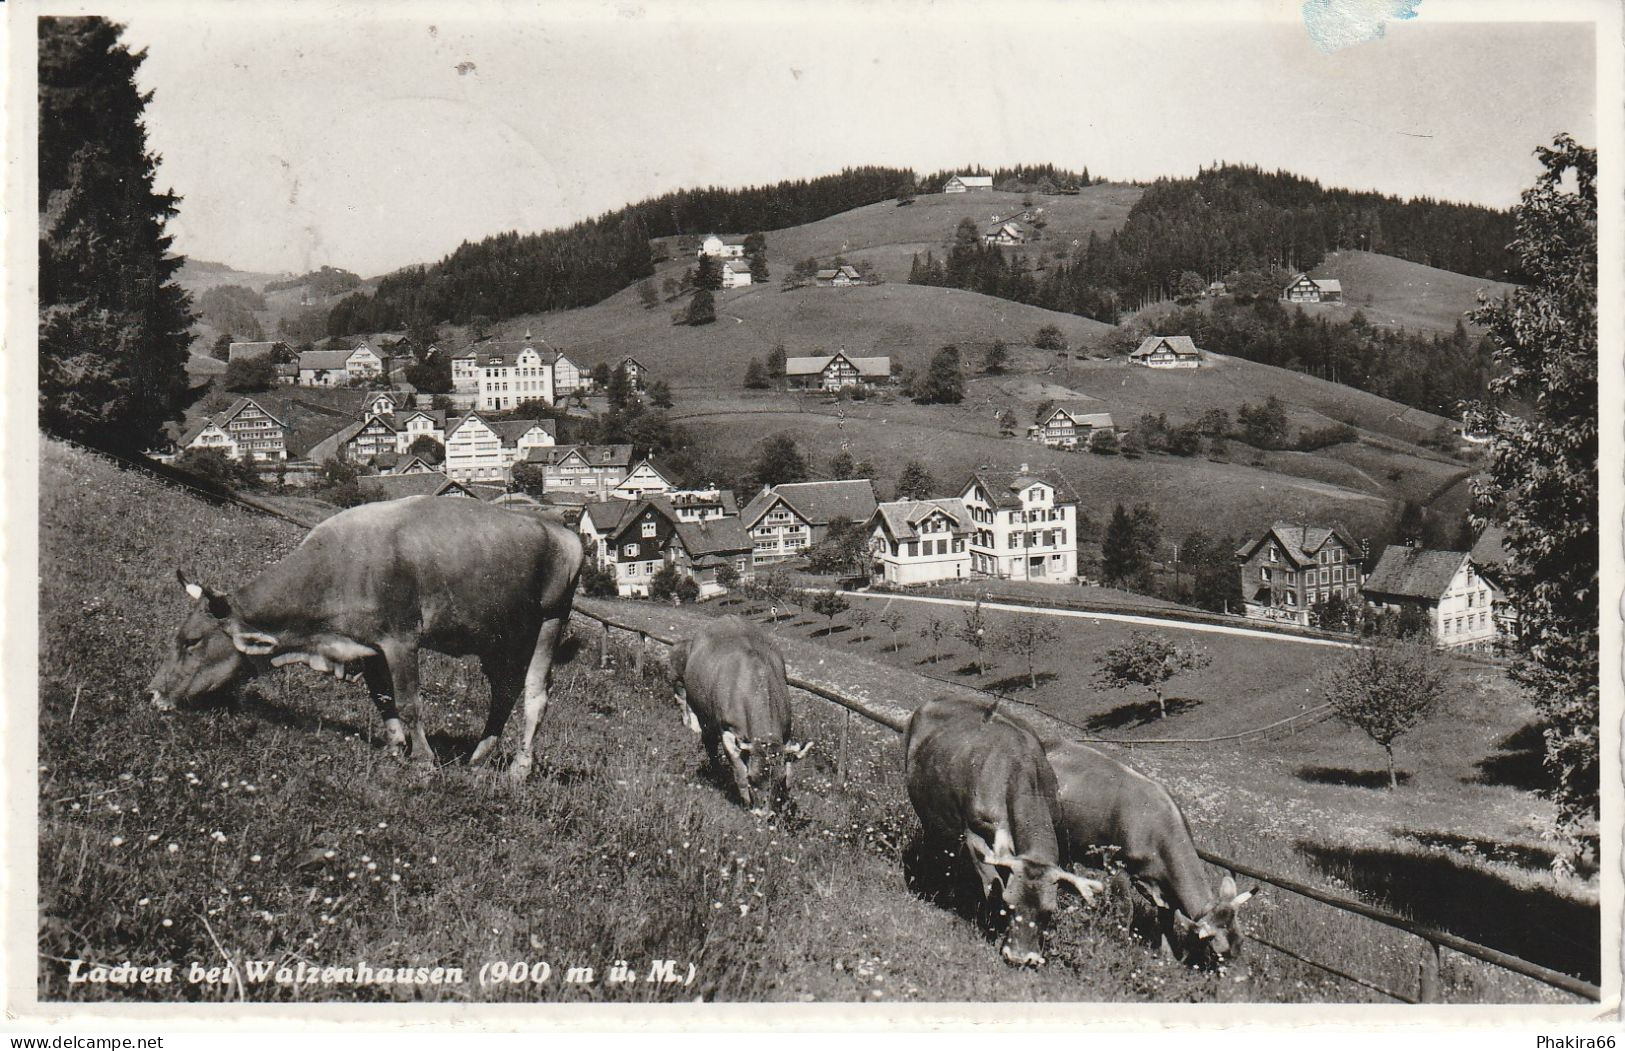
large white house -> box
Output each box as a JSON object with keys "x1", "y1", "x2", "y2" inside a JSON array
[
  {"x1": 698, "y1": 234, "x2": 746, "y2": 259},
  {"x1": 297, "y1": 344, "x2": 387, "y2": 386},
  {"x1": 1362, "y1": 545, "x2": 1508, "y2": 653},
  {"x1": 442, "y1": 413, "x2": 556, "y2": 483},
  {"x1": 451, "y1": 340, "x2": 557, "y2": 411},
  {"x1": 867, "y1": 498, "x2": 973, "y2": 586},
  {"x1": 959, "y1": 466, "x2": 1078, "y2": 583},
  {"x1": 721, "y1": 259, "x2": 755, "y2": 289}
]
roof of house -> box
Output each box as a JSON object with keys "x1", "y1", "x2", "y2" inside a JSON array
[
  {"x1": 873, "y1": 498, "x2": 972, "y2": 541},
  {"x1": 491, "y1": 418, "x2": 556, "y2": 446},
  {"x1": 663, "y1": 488, "x2": 739, "y2": 515},
  {"x1": 1131, "y1": 336, "x2": 1202, "y2": 359},
  {"x1": 815, "y1": 265, "x2": 861, "y2": 280},
  {"x1": 227, "y1": 341, "x2": 283, "y2": 363},
  {"x1": 948, "y1": 174, "x2": 994, "y2": 187},
  {"x1": 298, "y1": 350, "x2": 354, "y2": 372},
  {"x1": 358, "y1": 472, "x2": 467, "y2": 499},
  {"x1": 672, "y1": 516, "x2": 752, "y2": 558},
  {"x1": 580, "y1": 498, "x2": 642, "y2": 535},
  {"x1": 962, "y1": 467, "x2": 1080, "y2": 508},
  {"x1": 525, "y1": 443, "x2": 635, "y2": 468},
  {"x1": 1287, "y1": 274, "x2": 1344, "y2": 293},
  {"x1": 1470, "y1": 525, "x2": 1510, "y2": 567},
  {"x1": 1362, "y1": 545, "x2": 1468, "y2": 600},
  {"x1": 783, "y1": 353, "x2": 891, "y2": 377},
  {"x1": 1236, "y1": 522, "x2": 1362, "y2": 566},
  {"x1": 1042, "y1": 403, "x2": 1115, "y2": 428},
  {"x1": 986, "y1": 220, "x2": 1024, "y2": 234},
  {"x1": 176, "y1": 417, "x2": 229, "y2": 447},
  {"x1": 724, "y1": 259, "x2": 753, "y2": 274},
  {"x1": 619, "y1": 457, "x2": 677, "y2": 487},
  {"x1": 397, "y1": 408, "x2": 448, "y2": 428},
  {"x1": 742, "y1": 479, "x2": 879, "y2": 528},
  {"x1": 385, "y1": 454, "x2": 438, "y2": 474},
  {"x1": 451, "y1": 341, "x2": 559, "y2": 366},
  {"x1": 305, "y1": 416, "x2": 386, "y2": 463}
]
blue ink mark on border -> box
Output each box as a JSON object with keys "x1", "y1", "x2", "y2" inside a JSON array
[{"x1": 1302, "y1": 0, "x2": 1422, "y2": 53}]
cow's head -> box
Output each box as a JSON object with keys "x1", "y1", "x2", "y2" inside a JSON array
[
  {"x1": 973, "y1": 841, "x2": 1103, "y2": 966},
  {"x1": 1188, "y1": 875, "x2": 1255, "y2": 963},
  {"x1": 721, "y1": 730, "x2": 813, "y2": 816},
  {"x1": 144, "y1": 571, "x2": 273, "y2": 710}
]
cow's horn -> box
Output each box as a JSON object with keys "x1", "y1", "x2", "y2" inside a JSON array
[{"x1": 1053, "y1": 869, "x2": 1103, "y2": 902}]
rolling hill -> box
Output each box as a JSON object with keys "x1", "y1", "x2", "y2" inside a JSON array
[{"x1": 1296, "y1": 250, "x2": 1518, "y2": 334}]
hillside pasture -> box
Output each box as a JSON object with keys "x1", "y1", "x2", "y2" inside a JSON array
[{"x1": 1296, "y1": 251, "x2": 1518, "y2": 335}]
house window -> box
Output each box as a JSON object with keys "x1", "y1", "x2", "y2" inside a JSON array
[
  {"x1": 642, "y1": 521, "x2": 657, "y2": 538},
  {"x1": 1268, "y1": 547, "x2": 1278, "y2": 563},
  {"x1": 1320, "y1": 568, "x2": 1329, "y2": 584},
  {"x1": 1260, "y1": 568, "x2": 1271, "y2": 582},
  {"x1": 1333, "y1": 567, "x2": 1343, "y2": 582},
  {"x1": 626, "y1": 543, "x2": 640, "y2": 558}
]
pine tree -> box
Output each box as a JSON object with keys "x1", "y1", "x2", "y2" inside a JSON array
[
  {"x1": 686, "y1": 288, "x2": 717, "y2": 326},
  {"x1": 895, "y1": 460, "x2": 935, "y2": 500},
  {"x1": 912, "y1": 345, "x2": 964, "y2": 405},
  {"x1": 39, "y1": 16, "x2": 195, "y2": 450},
  {"x1": 751, "y1": 435, "x2": 808, "y2": 489},
  {"x1": 743, "y1": 358, "x2": 770, "y2": 389}
]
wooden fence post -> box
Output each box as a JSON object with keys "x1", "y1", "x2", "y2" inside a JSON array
[
  {"x1": 1418, "y1": 940, "x2": 1442, "y2": 1003},
  {"x1": 599, "y1": 620, "x2": 610, "y2": 669},
  {"x1": 838, "y1": 708, "x2": 852, "y2": 785},
  {"x1": 634, "y1": 631, "x2": 647, "y2": 677}
]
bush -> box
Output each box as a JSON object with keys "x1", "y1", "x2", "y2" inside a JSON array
[
  {"x1": 1033, "y1": 325, "x2": 1067, "y2": 352},
  {"x1": 675, "y1": 577, "x2": 701, "y2": 604},
  {"x1": 580, "y1": 560, "x2": 619, "y2": 598},
  {"x1": 648, "y1": 564, "x2": 682, "y2": 602},
  {"x1": 173, "y1": 447, "x2": 261, "y2": 491},
  {"x1": 1088, "y1": 428, "x2": 1119, "y2": 455},
  {"x1": 1295, "y1": 423, "x2": 1359, "y2": 451},
  {"x1": 223, "y1": 356, "x2": 277, "y2": 393}
]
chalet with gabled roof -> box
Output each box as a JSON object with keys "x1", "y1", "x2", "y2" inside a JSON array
[
  {"x1": 177, "y1": 396, "x2": 289, "y2": 462},
  {"x1": 741, "y1": 479, "x2": 879, "y2": 563},
  {"x1": 814, "y1": 265, "x2": 861, "y2": 287},
  {"x1": 667, "y1": 515, "x2": 754, "y2": 598},
  {"x1": 959, "y1": 466, "x2": 1078, "y2": 582},
  {"x1": 525, "y1": 444, "x2": 636, "y2": 500},
  {"x1": 444, "y1": 414, "x2": 556, "y2": 483},
  {"x1": 944, "y1": 174, "x2": 994, "y2": 193},
  {"x1": 784, "y1": 350, "x2": 892, "y2": 391},
  {"x1": 1282, "y1": 274, "x2": 1343, "y2": 303},
  {"x1": 1364, "y1": 543, "x2": 1508, "y2": 653},
  {"x1": 1235, "y1": 522, "x2": 1363, "y2": 626},
  {"x1": 1030, "y1": 404, "x2": 1115, "y2": 449},
  {"x1": 867, "y1": 498, "x2": 972, "y2": 586},
  {"x1": 1130, "y1": 336, "x2": 1203, "y2": 369}
]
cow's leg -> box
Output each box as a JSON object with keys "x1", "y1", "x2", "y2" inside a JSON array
[
  {"x1": 509, "y1": 614, "x2": 566, "y2": 783},
  {"x1": 362, "y1": 655, "x2": 408, "y2": 759},
  {"x1": 471, "y1": 654, "x2": 524, "y2": 768},
  {"x1": 380, "y1": 638, "x2": 433, "y2": 768}
]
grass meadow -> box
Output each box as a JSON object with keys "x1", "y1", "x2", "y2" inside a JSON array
[{"x1": 37, "y1": 439, "x2": 1591, "y2": 1004}]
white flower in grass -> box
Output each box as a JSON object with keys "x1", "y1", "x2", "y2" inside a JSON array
[{"x1": 109, "y1": 836, "x2": 125, "y2": 847}]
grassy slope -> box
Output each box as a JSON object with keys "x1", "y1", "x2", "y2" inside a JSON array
[
  {"x1": 1299, "y1": 250, "x2": 1519, "y2": 335},
  {"x1": 763, "y1": 185, "x2": 1144, "y2": 284},
  {"x1": 37, "y1": 439, "x2": 1589, "y2": 1003}
]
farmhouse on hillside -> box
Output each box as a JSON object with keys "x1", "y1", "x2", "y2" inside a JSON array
[
  {"x1": 1129, "y1": 335, "x2": 1204, "y2": 369},
  {"x1": 298, "y1": 345, "x2": 387, "y2": 387},
  {"x1": 1030, "y1": 404, "x2": 1116, "y2": 449},
  {"x1": 958, "y1": 466, "x2": 1078, "y2": 583},
  {"x1": 1282, "y1": 274, "x2": 1343, "y2": 303},
  {"x1": 1236, "y1": 522, "x2": 1364, "y2": 626},
  {"x1": 698, "y1": 234, "x2": 746, "y2": 259},
  {"x1": 983, "y1": 220, "x2": 1026, "y2": 246},
  {"x1": 742, "y1": 479, "x2": 880, "y2": 563},
  {"x1": 943, "y1": 174, "x2": 994, "y2": 193},
  {"x1": 525, "y1": 444, "x2": 636, "y2": 501},
  {"x1": 867, "y1": 498, "x2": 972, "y2": 586},
  {"x1": 721, "y1": 259, "x2": 755, "y2": 289},
  {"x1": 177, "y1": 396, "x2": 288, "y2": 462},
  {"x1": 1362, "y1": 544, "x2": 1507, "y2": 653},
  {"x1": 814, "y1": 265, "x2": 862, "y2": 287},
  {"x1": 617, "y1": 356, "x2": 649, "y2": 390},
  {"x1": 784, "y1": 350, "x2": 892, "y2": 391}
]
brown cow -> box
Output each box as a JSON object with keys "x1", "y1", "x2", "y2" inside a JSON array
[
  {"x1": 145, "y1": 496, "x2": 582, "y2": 782},
  {"x1": 668, "y1": 616, "x2": 812, "y2": 816},
  {"x1": 904, "y1": 696, "x2": 1102, "y2": 966},
  {"x1": 1047, "y1": 740, "x2": 1254, "y2": 963}
]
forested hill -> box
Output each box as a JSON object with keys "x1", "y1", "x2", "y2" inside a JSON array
[
  {"x1": 326, "y1": 166, "x2": 914, "y2": 335},
  {"x1": 1039, "y1": 165, "x2": 1518, "y2": 317}
]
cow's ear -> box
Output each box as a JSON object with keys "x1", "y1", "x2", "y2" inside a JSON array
[
  {"x1": 1218, "y1": 875, "x2": 1237, "y2": 900},
  {"x1": 229, "y1": 630, "x2": 279, "y2": 656}
]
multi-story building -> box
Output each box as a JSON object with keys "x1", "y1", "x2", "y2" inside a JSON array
[
  {"x1": 867, "y1": 498, "x2": 973, "y2": 586},
  {"x1": 297, "y1": 344, "x2": 389, "y2": 386},
  {"x1": 308, "y1": 413, "x2": 400, "y2": 465},
  {"x1": 605, "y1": 500, "x2": 679, "y2": 597},
  {"x1": 698, "y1": 234, "x2": 746, "y2": 259},
  {"x1": 451, "y1": 341, "x2": 557, "y2": 411},
  {"x1": 612, "y1": 458, "x2": 678, "y2": 500},
  {"x1": 667, "y1": 518, "x2": 754, "y2": 598},
  {"x1": 1030, "y1": 405, "x2": 1115, "y2": 449},
  {"x1": 1363, "y1": 545, "x2": 1508, "y2": 652},
  {"x1": 661, "y1": 487, "x2": 739, "y2": 523},
  {"x1": 443, "y1": 414, "x2": 556, "y2": 484},
  {"x1": 177, "y1": 397, "x2": 289, "y2": 462},
  {"x1": 524, "y1": 444, "x2": 635, "y2": 500},
  {"x1": 1129, "y1": 336, "x2": 1203, "y2": 369},
  {"x1": 1469, "y1": 525, "x2": 1521, "y2": 643},
  {"x1": 958, "y1": 466, "x2": 1078, "y2": 582},
  {"x1": 741, "y1": 479, "x2": 879, "y2": 563},
  {"x1": 393, "y1": 409, "x2": 448, "y2": 454},
  {"x1": 1235, "y1": 522, "x2": 1364, "y2": 626}
]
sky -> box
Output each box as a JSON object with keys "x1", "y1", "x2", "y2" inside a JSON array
[{"x1": 108, "y1": 0, "x2": 1599, "y2": 278}]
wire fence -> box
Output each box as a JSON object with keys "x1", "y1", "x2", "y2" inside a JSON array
[{"x1": 572, "y1": 605, "x2": 1601, "y2": 1006}]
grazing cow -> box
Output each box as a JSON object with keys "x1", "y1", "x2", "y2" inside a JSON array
[
  {"x1": 903, "y1": 696, "x2": 1102, "y2": 966},
  {"x1": 145, "y1": 497, "x2": 583, "y2": 782},
  {"x1": 1046, "y1": 740, "x2": 1255, "y2": 963},
  {"x1": 668, "y1": 616, "x2": 811, "y2": 815}
]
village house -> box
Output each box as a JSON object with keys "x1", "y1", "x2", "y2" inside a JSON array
[
  {"x1": 443, "y1": 414, "x2": 557, "y2": 484},
  {"x1": 307, "y1": 413, "x2": 400, "y2": 465},
  {"x1": 552, "y1": 350, "x2": 588, "y2": 398},
  {"x1": 356, "y1": 390, "x2": 400, "y2": 417},
  {"x1": 983, "y1": 220, "x2": 1026, "y2": 246},
  {"x1": 381, "y1": 454, "x2": 439, "y2": 476},
  {"x1": 525, "y1": 444, "x2": 636, "y2": 501},
  {"x1": 1362, "y1": 544, "x2": 1506, "y2": 653},
  {"x1": 603, "y1": 500, "x2": 680, "y2": 597},
  {"x1": 698, "y1": 234, "x2": 746, "y2": 259},
  {"x1": 177, "y1": 397, "x2": 288, "y2": 462},
  {"x1": 1235, "y1": 522, "x2": 1364, "y2": 626},
  {"x1": 227, "y1": 340, "x2": 287, "y2": 364},
  {"x1": 275, "y1": 363, "x2": 299, "y2": 385},
  {"x1": 1469, "y1": 525, "x2": 1521, "y2": 643},
  {"x1": 721, "y1": 259, "x2": 755, "y2": 289},
  {"x1": 1029, "y1": 404, "x2": 1116, "y2": 449},
  {"x1": 296, "y1": 344, "x2": 388, "y2": 387},
  {"x1": 814, "y1": 265, "x2": 862, "y2": 287},
  {"x1": 783, "y1": 350, "x2": 892, "y2": 392},
  {"x1": 662, "y1": 487, "x2": 739, "y2": 522},
  {"x1": 943, "y1": 174, "x2": 994, "y2": 193},
  {"x1": 1130, "y1": 336, "x2": 1204, "y2": 369},
  {"x1": 358, "y1": 471, "x2": 477, "y2": 501},
  {"x1": 959, "y1": 466, "x2": 1079, "y2": 583},
  {"x1": 617, "y1": 356, "x2": 649, "y2": 391},
  {"x1": 451, "y1": 340, "x2": 557, "y2": 411},
  {"x1": 612, "y1": 457, "x2": 678, "y2": 500},
  {"x1": 393, "y1": 409, "x2": 448, "y2": 454},
  {"x1": 667, "y1": 516, "x2": 755, "y2": 598},
  {"x1": 742, "y1": 479, "x2": 880, "y2": 564},
  {"x1": 867, "y1": 498, "x2": 973, "y2": 586},
  {"x1": 1282, "y1": 274, "x2": 1343, "y2": 303}
]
